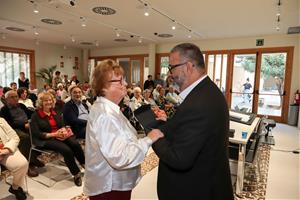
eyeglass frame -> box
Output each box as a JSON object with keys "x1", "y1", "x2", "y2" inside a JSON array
[
  {"x1": 168, "y1": 62, "x2": 188, "y2": 72},
  {"x1": 108, "y1": 77, "x2": 126, "y2": 85}
]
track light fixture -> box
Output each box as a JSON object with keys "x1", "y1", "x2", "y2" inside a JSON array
[
  {"x1": 275, "y1": 0, "x2": 281, "y2": 31},
  {"x1": 33, "y1": 3, "x2": 39, "y2": 14}
]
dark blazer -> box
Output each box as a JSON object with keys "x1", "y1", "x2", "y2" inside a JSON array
[
  {"x1": 0, "y1": 103, "x2": 33, "y2": 131},
  {"x1": 152, "y1": 77, "x2": 234, "y2": 200},
  {"x1": 63, "y1": 100, "x2": 88, "y2": 139},
  {"x1": 30, "y1": 110, "x2": 64, "y2": 147}
]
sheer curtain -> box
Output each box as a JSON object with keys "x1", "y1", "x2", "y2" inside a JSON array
[{"x1": 0, "y1": 51, "x2": 30, "y2": 87}]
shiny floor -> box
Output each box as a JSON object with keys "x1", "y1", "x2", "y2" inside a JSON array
[{"x1": 0, "y1": 123, "x2": 299, "y2": 200}]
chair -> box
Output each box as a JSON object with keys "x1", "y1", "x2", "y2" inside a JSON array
[{"x1": 28, "y1": 120, "x2": 67, "y2": 187}]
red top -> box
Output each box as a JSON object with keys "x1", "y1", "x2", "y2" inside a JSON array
[{"x1": 38, "y1": 109, "x2": 58, "y2": 133}]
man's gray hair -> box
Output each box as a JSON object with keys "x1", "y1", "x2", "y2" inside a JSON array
[{"x1": 171, "y1": 43, "x2": 205, "y2": 69}]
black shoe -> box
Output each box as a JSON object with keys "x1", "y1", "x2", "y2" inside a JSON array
[
  {"x1": 9, "y1": 186, "x2": 27, "y2": 200},
  {"x1": 27, "y1": 166, "x2": 39, "y2": 177},
  {"x1": 73, "y1": 173, "x2": 82, "y2": 187},
  {"x1": 31, "y1": 159, "x2": 45, "y2": 168}
]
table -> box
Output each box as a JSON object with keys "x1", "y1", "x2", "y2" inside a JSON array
[{"x1": 229, "y1": 117, "x2": 261, "y2": 194}]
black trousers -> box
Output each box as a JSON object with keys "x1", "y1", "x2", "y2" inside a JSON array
[{"x1": 43, "y1": 136, "x2": 85, "y2": 175}]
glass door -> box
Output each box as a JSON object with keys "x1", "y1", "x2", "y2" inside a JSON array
[
  {"x1": 257, "y1": 53, "x2": 287, "y2": 117},
  {"x1": 230, "y1": 54, "x2": 256, "y2": 113}
]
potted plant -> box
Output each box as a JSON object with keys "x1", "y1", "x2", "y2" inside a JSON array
[{"x1": 35, "y1": 65, "x2": 57, "y2": 85}]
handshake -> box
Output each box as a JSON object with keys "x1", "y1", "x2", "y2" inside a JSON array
[{"x1": 53, "y1": 126, "x2": 74, "y2": 141}]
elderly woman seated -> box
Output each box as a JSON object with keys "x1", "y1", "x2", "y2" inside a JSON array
[
  {"x1": 30, "y1": 92, "x2": 85, "y2": 186},
  {"x1": 0, "y1": 117, "x2": 28, "y2": 200},
  {"x1": 17, "y1": 87, "x2": 35, "y2": 111},
  {"x1": 142, "y1": 89, "x2": 156, "y2": 107},
  {"x1": 63, "y1": 85, "x2": 89, "y2": 139},
  {"x1": 129, "y1": 87, "x2": 144, "y2": 111}
]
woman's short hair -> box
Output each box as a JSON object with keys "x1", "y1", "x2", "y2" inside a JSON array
[
  {"x1": 36, "y1": 92, "x2": 56, "y2": 109},
  {"x1": 133, "y1": 87, "x2": 142, "y2": 93},
  {"x1": 17, "y1": 87, "x2": 28, "y2": 97},
  {"x1": 91, "y1": 59, "x2": 124, "y2": 97}
]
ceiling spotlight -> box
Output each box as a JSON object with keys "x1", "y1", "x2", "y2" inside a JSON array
[
  {"x1": 115, "y1": 28, "x2": 121, "y2": 37},
  {"x1": 33, "y1": 3, "x2": 39, "y2": 14},
  {"x1": 171, "y1": 20, "x2": 176, "y2": 30},
  {"x1": 33, "y1": 26, "x2": 39, "y2": 35},
  {"x1": 138, "y1": 37, "x2": 142, "y2": 43},
  {"x1": 95, "y1": 40, "x2": 99, "y2": 47},
  {"x1": 187, "y1": 30, "x2": 192, "y2": 38},
  {"x1": 63, "y1": 45, "x2": 67, "y2": 49},
  {"x1": 70, "y1": 0, "x2": 75, "y2": 6},
  {"x1": 143, "y1": 3, "x2": 150, "y2": 16},
  {"x1": 80, "y1": 16, "x2": 86, "y2": 27},
  {"x1": 70, "y1": 35, "x2": 75, "y2": 42}
]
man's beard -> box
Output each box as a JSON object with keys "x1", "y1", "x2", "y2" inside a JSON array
[{"x1": 172, "y1": 74, "x2": 185, "y2": 92}]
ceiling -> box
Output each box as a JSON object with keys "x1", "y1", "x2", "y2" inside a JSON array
[{"x1": 0, "y1": 0, "x2": 299, "y2": 49}]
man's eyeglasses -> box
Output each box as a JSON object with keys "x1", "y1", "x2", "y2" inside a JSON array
[{"x1": 168, "y1": 62, "x2": 187, "y2": 72}]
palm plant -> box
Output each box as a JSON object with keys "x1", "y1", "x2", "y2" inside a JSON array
[{"x1": 35, "y1": 65, "x2": 57, "y2": 85}]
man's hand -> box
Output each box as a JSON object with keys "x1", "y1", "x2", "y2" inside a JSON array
[{"x1": 147, "y1": 129, "x2": 164, "y2": 143}]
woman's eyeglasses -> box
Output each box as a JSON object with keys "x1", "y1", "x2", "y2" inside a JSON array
[{"x1": 108, "y1": 77, "x2": 126, "y2": 85}]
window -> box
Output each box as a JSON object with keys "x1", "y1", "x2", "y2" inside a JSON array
[{"x1": 0, "y1": 47, "x2": 35, "y2": 87}]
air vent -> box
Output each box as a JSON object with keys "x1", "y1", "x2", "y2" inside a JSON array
[
  {"x1": 41, "y1": 19, "x2": 62, "y2": 25},
  {"x1": 287, "y1": 26, "x2": 300, "y2": 34},
  {"x1": 6, "y1": 27, "x2": 25, "y2": 32},
  {"x1": 157, "y1": 33, "x2": 173, "y2": 38},
  {"x1": 92, "y1": 7, "x2": 116, "y2": 15},
  {"x1": 80, "y1": 42, "x2": 93, "y2": 45},
  {"x1": 114, "y1": 39, "x2": 128, "y2": 42}
]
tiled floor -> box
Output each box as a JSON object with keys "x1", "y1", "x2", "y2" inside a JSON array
[{"x1": 0, "y1": 123, "x2": 299, "y2": 200}]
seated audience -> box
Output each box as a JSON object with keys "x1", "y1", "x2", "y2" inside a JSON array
[
  {"x1": 143, "y1": 89, "x2": 157, "y2": 107},
  {"x1": 17, "y1": 87, "x2": 35, "y2": 110},
  {"x1": 152, "y1": 84, "x2": 162, "y2": 101},
  {"x1": 1, "y1": 90, "x2": 40, "y2": 177},
  {"x1": 30, "y1": 92, "x2": 85, "y2": 186},
  {"x1": 56, "y1": 83, "x2": 67, "y2": 100},
  {"x1": 0, "y1": 117, "x2": 28, "y2": 200},
  {"x1": 63, "y1": 85, "x2": 89, "y2": 139},
  {"x1": 47, "y1": 89, "x2": 65, "y2": 114},
  {"x1": 129, "y1": 87, "x2": 144, "y2": 111},
  {"x1": 52, "y1": 71, "x2": 62, "y2": 90},
  {"x1": 156, "y1": 87, "x2": 175, "y2": 118},
  {"x1": 10, "y1": 82, "x2": 17, "y2": 91},
  {"x1": 165, "y1": 85, "x2": 182, "y2": 106}
]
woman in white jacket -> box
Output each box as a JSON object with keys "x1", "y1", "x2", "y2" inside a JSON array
[
  {"x1": 84, "y1": 59, "x2": 164, "y2": 200},
  {"x1": 0, "y1": 117, "x2": 28, "y2": 200}
]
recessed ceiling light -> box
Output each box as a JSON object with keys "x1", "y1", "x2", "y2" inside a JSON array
[
  {"x1": 114, "y1": 39, "x2": 128, "y2": 42},
  {"x1": 92, "y1": 7, "x2": 116, "y2": 15},
  {"x1": 41, "y1": 18, "x2": 62, "y2": 25},
  {"x1": 157, "y1": 33, "x2": 173, "y2": 38},
  {"x1": 6, "y1": 27, "x2": 25, "y2": 32}
]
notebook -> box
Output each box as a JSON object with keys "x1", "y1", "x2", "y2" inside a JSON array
[{"x1": 133, "y1": 104, "x2": 164, "y2": 133}]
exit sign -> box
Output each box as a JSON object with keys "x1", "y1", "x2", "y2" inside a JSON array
[{"x1": 256, "y1": 39, "x2": 264, "y2": 46}]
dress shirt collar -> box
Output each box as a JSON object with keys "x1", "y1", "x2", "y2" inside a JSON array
[
  {"x1": 179, "y1": 75, "x2": 207, "y2": 101},
  {"x1": 98, "y1": 96, "x2": 120, "y2": 114}
]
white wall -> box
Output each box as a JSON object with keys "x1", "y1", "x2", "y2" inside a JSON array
[
  {"x1": 0, "y1": 36, "x2": 83, "y2": 88},
  {"x1": 91, "y1": 34, "x2": 300, "y2": 107}
]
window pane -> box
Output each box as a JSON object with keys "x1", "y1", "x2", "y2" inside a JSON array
[{"x1": 207, "y1": 55, "x2": 214, "y2": 79}]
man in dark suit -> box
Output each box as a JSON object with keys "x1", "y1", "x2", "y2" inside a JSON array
[{"x1": 151, "y1": 43, "x2": 234, "y2": 200}]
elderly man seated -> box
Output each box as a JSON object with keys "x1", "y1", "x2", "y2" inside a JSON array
[
  {"x1": 0, "y1": 90, "x2": 43, "y2": 177},
  {"x1": 63, "y1": 85, "x2": 89, "y2": 139},
  {"x1": 0, "y1": 117, "x2": 28, "y2": 200}
]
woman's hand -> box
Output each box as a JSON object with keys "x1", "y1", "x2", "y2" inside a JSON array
[{"x1": 147, "y1": 129, "x2": 164, "y2": 143}]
